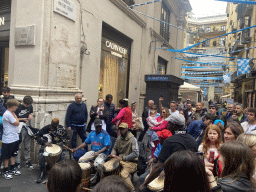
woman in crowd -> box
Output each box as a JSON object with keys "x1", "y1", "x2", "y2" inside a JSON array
[
  {"x1": 223, "y1": 123, "x2": 244, "y2": 143},
  {"x1": 111, "y1": 99, "x2": 133, "y2": 131},
  {"x1": 92, "y1": 175, "x2": 130, "y2": 192},
  {"x1": 152, "y1": 107, "x2": 170, "y2": 132},
  {"x1": 164, "y1": 150, "x2": 211, "y2": 192},
  {"x1": 130, "y1": 102, "x2": 141, "y2": 138},
  {"x1": 206, "y1": 141, "x2": 255, "y2": 192},
  {"x1": 47, "y1": 160, "x2": 82, "y2": 192},
  {"x1": 198, "y1": 124, "x2": 223, "y2": 177},
  {"x1": 87, "y1": 97, "x2": 107, "y2": 132}
]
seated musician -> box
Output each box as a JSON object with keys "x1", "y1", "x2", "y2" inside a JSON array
[
  {"x1": 108, "y1": 122, "x2": 139, "y2": 192},
  {"x1": 35, "y1": 118, "x2": 69, "y2": 183},
  {"x1": 73, "y1": 118, "x2": 111, "y2": 167}
]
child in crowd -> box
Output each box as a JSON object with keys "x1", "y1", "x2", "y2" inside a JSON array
[
  {"x1": 198, "y1": 124, "x2": 223, "y2": 177},
  {"x1": 1, "y1": 99, "x2": 20, "y2": 179},
  {"x1": 146, "y1": 110, "x2": 160, "y2": 157}
]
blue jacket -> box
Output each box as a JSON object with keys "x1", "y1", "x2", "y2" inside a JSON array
[
  {"x1": 66, "y1": 102, "x2": 88, "y2": 127},
  {"x1": 187, "y1": 120, "x2": 206, "y2": 145}
]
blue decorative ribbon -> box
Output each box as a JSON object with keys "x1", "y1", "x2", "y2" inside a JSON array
[
  {"x1": 130, "y1": 0, "x2": 162, "y2": 8},
  {"x1": 216, "y1": 0, "x2": 256, "y2": 4}
]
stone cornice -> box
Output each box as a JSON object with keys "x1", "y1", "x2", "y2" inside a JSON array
[
  {"x1": 109, "y1": 0, "x2": 146, "y2": 28},
  {"x1": 152, "y1": 30, "x2": 174, "y2": 49}
]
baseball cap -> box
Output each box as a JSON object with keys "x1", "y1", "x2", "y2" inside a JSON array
[
  {"x1": 119, "y1": 122, "x2": 128, "y2": 129},
  {"x1": 94, "y1": 119, "x2": 102, "y2": 127},
  {"x1": 165, "y1": 113, "x2": 185, "y2": 127},
  {"x1": 209, "y1": 104, "x2": 219, "y2": 110}
]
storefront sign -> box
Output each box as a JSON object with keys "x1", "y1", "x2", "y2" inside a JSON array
[
  {"x1": 147, "y1": 76, "x2": 169, "y2": 81},
  {"x1": 15, "y1": 25, "x2": 36, "y2": 46},
  {"x1": 54, "y1": 0, "x2": 76, "y2": 21},
  {"x1": 106, "y1": 40, "x2": 128, "y2": 55}
]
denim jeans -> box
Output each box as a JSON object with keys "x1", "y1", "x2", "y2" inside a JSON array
[{"x1": 71, "y1": 125, "x2": 87, "y2": 148}]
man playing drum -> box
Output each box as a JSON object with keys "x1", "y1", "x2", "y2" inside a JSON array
[
  {"x1": 73, "y1": 119, "x2": 111, "y2": 169},
  {"x1": 35, "y1": 118, "x2": 70, "y2": 183},
  {"x1": 109, "y1": 122, "x2": 139, "y2": 192}
]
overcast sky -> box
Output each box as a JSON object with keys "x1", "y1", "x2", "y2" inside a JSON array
[{"x1": 189, "y1": 0, "x2": 227, "y2": 17}]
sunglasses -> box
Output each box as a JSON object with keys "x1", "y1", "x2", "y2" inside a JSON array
[{"x1": 162, "y1": 112, "x2": 166, "y2": 114}]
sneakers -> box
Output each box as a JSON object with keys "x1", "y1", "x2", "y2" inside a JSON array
[
  {"x1": 16, "y1": 163, "x2": 21, "y2": 169},
  {"x1": 25, "y1": 162, "x2": 34, "y2": 170},
  {"x1": 9, "y1": 167, "x2": 21, "y2": 176},
  {"x1": 3, "y1": 171, "x2": 13, "y2": 179}
]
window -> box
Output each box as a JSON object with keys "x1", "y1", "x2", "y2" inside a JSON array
[
  {"x1": 122, "y1": 0, "x2": 135, "y2": 6},
  {"x1": 157, "y1": 57, "x2": 168, "y2": 75},
  {"x1": 160, "y1": 3, "x2": 170, "y2": 42},
  {"x1": 221, "y1": 25, "x2": 226, "y2": 31},
  {"x1": 213, "y1": 41, "x2": 217, "y2": 46},
  {"x1": 219, "y1": 37, "x2": 225, "y2": 46},
  {"x1": 206, "y1": 27, "x2": 211, "y2": 32},
  {"x1": 202, "y1": 40, "x2": 210, "y2": 47}
]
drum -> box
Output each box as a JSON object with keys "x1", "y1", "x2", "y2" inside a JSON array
[
  {"x1": 103, "y1": 158, "x2": 120, "y2": 177},
  {"x1": 145, "y1": 175, "x2": 165, "y2": 192},
  {"x1": 44, "y1": 144, "x2": 62, "y2": 169},
  {"x1": 79, "y1": 163, "x2": 91, "y2": 192}
]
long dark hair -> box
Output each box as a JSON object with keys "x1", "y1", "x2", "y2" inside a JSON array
[
  {"x1": 220, "y1": 141, "x2": 255, "y2": 183},
  {"x1": 92, "y1": 175, "x2": 130, "y2": 192},
  {"x1": 164, "y1": 150, "x2": 210, "y2": 192},
  {"x1": 47, "y1": 160, "x2": 82, "y2": 192},
  {"x1": 225, "y1": 123, "x2": 244, "y2": 139}
]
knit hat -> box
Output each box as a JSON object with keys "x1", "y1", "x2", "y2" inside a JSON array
[
  {"x1": 119, "y1": 123, "x2": 128, "y2": 129},
  {"x1": 157, "y1": 129, "x2": 172, "y2": 140}
]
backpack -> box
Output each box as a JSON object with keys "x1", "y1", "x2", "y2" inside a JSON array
[{"x1": 137, "y1": 142, "x2": 148, "y2": 176}]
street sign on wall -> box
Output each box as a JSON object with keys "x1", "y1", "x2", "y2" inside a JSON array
[{"x1": 53, "y1": 0, "x2": 76, "y2": 21}]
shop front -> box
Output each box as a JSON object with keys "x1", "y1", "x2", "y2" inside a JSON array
[
  {"x1": 99, "y1": 24, "x2": 132, "y2": 106},
  {"x1": 244, "y1": 79, "x2": 255, "y2": 108},
  {"x1": 0, "y1": 0, "x2": 11, "y2": 92}
]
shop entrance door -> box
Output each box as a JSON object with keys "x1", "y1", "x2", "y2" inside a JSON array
[{"x1": 0, "y1": 44, "x2": 9, "y2": 93}]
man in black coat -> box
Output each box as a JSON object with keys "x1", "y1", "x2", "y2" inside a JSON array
[{"x1": 138, "y1": 100, "x2": 154, "y2": 142}]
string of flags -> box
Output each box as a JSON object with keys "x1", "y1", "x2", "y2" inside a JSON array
[
  {"x1": 130, "y1": 0, "x2": 162, "y2": 8},
  {"x1": 215, "y1": 0, "x2": 256, "y2": 5}
]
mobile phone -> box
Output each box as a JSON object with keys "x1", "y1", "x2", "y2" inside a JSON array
[{"x1": 196, "y1": 152, "x2": 204, "y2": 163}]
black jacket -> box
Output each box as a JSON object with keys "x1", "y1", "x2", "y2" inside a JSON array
[
  {"x1": 216, "y1": 174, "x2": 253, "y2": 192},
  {"x1": 35, "y1": 124, "x2": 69, "y2": 146},
  {"x1": 87, "y1": 105, "x2": 107, "y2": 132}
]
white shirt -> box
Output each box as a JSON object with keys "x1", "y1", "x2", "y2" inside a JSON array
[
  {"x1": 2, "y1": 110, "x2": 19, "y2": 144},
  {"x1": 247, "y1": 124, "x2": 256, "y2": 134},
  {"x1": 169, "y1": 110, "x2": 179, "y2": 115}
]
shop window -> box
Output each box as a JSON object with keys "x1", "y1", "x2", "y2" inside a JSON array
[
  {"x1": 122, "y1": 0, "x2": 135, "y2": 6},
  {"x1": 202, "y1": 40, "x2": 210, "y2": 47},
  {"x1": 213, "y1": 41, "x2": 217, "y2": 47},
  {"x1": 160, "y1": 3, "x2": 170, "y2": 42},
  {"x1": 206, "y1": 27, "x2": 211, "y2": 32},
  {"x1": 219, "y1": 37, "x2": 225, "y2": 46},
  {"x1": 157, "y1": 57, "x2": 168, "y2": 75}
]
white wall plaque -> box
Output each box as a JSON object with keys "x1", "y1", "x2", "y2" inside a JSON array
[
  {"x1": 54, "y1": 0, "x2": 76, "y2": 21},
  {"x1": 15, "y1": 25, "x2": 36, "y2": 46}
]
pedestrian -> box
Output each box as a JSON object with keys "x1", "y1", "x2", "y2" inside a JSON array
[
  {"x1": 194, "y1": 102, "x2": 207, "y2": 120},
  {"x1": 223, "y1": 123, "x2": 244, "y2": 143},
  {"x1": 198, "y1": 124, "x2": 223, "y2": 177},
  {"x1": 2, "y1": 99, "x2": 21, "y2": 179},
  {"x1": 65, "y1": 93, "x2": 88, "y2": 148},
  {"x1": 87, "y1": 97, "x2": 107, "y2": 133},
  {"x1": 139, "y1": 114, "x2": 198, "y2": 192},
  {"x1": 241, "y1": 108, "x2": 256, "y2": 134},
  {"x1": 138, "y1": 99, "x2": 154, "y2": 142},
  {"x1": 15, "y1": 96, "x2": 34, "y2": 169},
  {"x1": 225, "y1": 104, "x2": 234, "y2": 120},
  {"x1": 0, "y1": 86, "x2": 15, "y2": 109},
  {"x1": 187, "y1": 113, "x2": 216, "y2": 145},
  {"x1": 104, "y1": 94, "x2": 116, "y2": 137},
  {"x1": 131, "y1": 102, "x2": 141, "y2": 138},
  {"x1": 235, "y1": 104, "x2": 248, "y2": 123},
  {"x1": 111, "y1": 99, "x2": 133, "y2": 135},
  {"x1": 237, "y1": 133, "x2": 256, "y2": 157},
  {"x1": 109, "y1": 122, "x2": 139, "y2": 191},
  {"x1": 92, "y1": 175, "x2": 130, "y2": 192},
  {"x1": 47, "y1": 159, "x2": 82, "y2": 192},
  {"x1": 206, "y1": 141, "x2": 255, "y2": 192},
  {"x1": 152, "y1": 107, "x2": 170, "y2": 132},
  {"x1": 184, "y1": 102, "x2": 195, "y2": 126},
  {"x1": 164, "y1": 150, "x2": 211, "y2": 192},
  {"x1": 169, "y1": 101, "x2": 179, "y2": 115},
  {"x1": 35, "y1": 118, "x2": 70, "y2": 183},
  {"x1": 207, "y1": 103, "x2": 225, "y2": 123}
]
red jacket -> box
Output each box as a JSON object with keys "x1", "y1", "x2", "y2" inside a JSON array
[{"x1": 112, "y1": 107, "x2": 133, "y2": 128}]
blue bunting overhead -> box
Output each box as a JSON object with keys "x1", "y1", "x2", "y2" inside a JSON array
[
  {"x1": 182, "y1": 66, "x2": 222, "y2": 69},
  {"x1": 216, "y1": 0, "x2": 256, "y2": 4},
  {"x1": 182, "y1": 76, "x2": 223, "y2": 80},
  {"x1": 130, "y1": 0, "x2": 162, "y2": 7},
  {"x1": 176, "y1": 58, "x2": 237, "y2": 67},
  {"x1": 182, "y1": 71, "x2": 224, "y2": 75}
]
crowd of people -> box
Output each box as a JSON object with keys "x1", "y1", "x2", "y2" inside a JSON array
[{"x1": 1, "y1": 86, "x2": 256, "y2": 192}]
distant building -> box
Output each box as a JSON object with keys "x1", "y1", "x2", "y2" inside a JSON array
[{"x1": 184, "y1": 14, "x2": 227, "y2": 102}]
